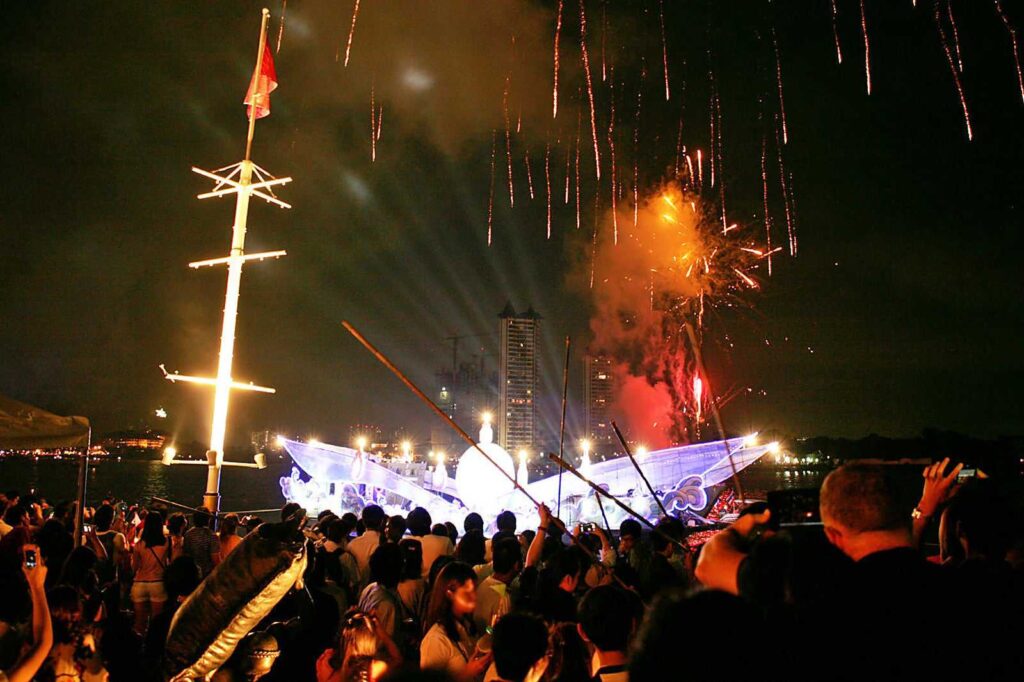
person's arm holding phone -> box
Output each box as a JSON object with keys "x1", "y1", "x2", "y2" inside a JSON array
[
  {"x1": 3, "y1": 545, "x2": 53, "y2": 682},
  {"x1": 912, "y1": 458, "x2": 963, "y2": 548}
]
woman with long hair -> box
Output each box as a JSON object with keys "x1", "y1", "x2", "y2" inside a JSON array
[
  {"x1": 166, "y1": 513, "x2": 188, "y2": 562},
  {"x1": 218, "y1": 512, "x2": 242, "y2": 560},
  {"x1": 396, "y1": 538, "x2": 425, "y2": 615},
  {"x1": 420, "y1": 561, "x2": 491, "y2": 680},
  {"x1": 316, "y1": 609, "x2": 398, "y2": 682},
  {"x1": 131, "y1": 509, "x2": 168, "y2": 635}
]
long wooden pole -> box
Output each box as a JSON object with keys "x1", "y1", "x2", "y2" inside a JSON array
[
  {"x1": 610, "y1": 420, "x2": 670, "y2": 518},
  {"x1": 547, "y1": 452, "x2": 688, "y2": 552},
  {"x1": 683, "y1": 322, "x2": 746, "y2": 501},
  {"x1": 341, "y1": 321, "x2": 628, "y2": 583},
  {"x1": 73, "y1": 427, "x2": 91, "y2": 546},
  {"x1": 556, "y1": 336, "x2": 570, "y2": 517}
]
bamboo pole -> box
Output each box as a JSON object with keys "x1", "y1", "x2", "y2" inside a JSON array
[
  {"x1": 610, "y1": 420, "x2": 669, "y2": 518},
  {"x1": 683, "y1": 322, "x2": 746, "y2": 501},
  {"x1": 547, "y1": 452, "x2": 688, "y2": 552},
  {"x1": 556, "y1": 336, "x2": 570, "y2": 517},
  {"x1": 341, "y1": 321, "x2": 627, "y2": 582}
]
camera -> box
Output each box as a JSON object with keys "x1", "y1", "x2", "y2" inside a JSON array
[
  {"x1": 767, "y1": 488, "x2": 821, "y2": 526},
  {"x1": 24, "y1": 549, "x2": 37, "y2": 568}
]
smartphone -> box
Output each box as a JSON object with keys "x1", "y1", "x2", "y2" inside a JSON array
[
  {"x1": 767, "y1": 488, "x2": 821, "y2": 526},
  {"x1": 25, "y1": 549, "x2": 37, "y2": 568},
  {"x1": 957, "y1": 468, "x2": 977, "y2": 483},
  {"x1": 580, "y1": 522, "x2": 596, "y2": 533}
]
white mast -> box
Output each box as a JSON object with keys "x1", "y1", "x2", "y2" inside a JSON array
[{"x1": 162, "y1": 8, "x2": 290, "y2": 515}]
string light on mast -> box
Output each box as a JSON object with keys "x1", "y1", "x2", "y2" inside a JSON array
[{"x1": 160, "y1": 8, "x2": 288, "y2": 515}]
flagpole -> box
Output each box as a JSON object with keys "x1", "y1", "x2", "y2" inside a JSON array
[
  {"x1": 154, "y1": 7, "x2": 290, "y2": 518},
  {"x1": 245, "y1": 8, "x2": 271, "y2": 163}
]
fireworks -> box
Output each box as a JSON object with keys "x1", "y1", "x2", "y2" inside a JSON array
[
  {"x1": 276, "y1": 0, "x2": 287, "y2": 54},
  {"x1": 933, "y1": 0, "x2": 973, "y2": 140},
  {"x1": 772, "y1": 27, "x2": 789, "y2": 145},
  {"x1": 525, "y1": 148, "x2": 536, "y2": 200},
  {"x1": 608, "y1": 71, "x2": 618, "y2": 245},
  {"x1": 343, "y1": 0, "x2": 361, "y2": 67},
  {"x1": 946, "y1": 0, "x2": 963, "y2": 73},
  {"x1": 774, "y1": 112, "x2": 796, "y2": 255},
  {"x1": 582, "y1": 183, "x2": 765, "y2": 443},
  {"x1": 504, "y1": 74, "x2": 515, "y2": 207},
  {"x1": 996, "y1": 1, "x2": 1024, "y2": 104},
  {"x1": 860, "y1": 0, "x2": 872, "y2": 94},
  {"x1": 553, "y1": 0, "x2": 563, "y2": 118},
  {"x1": 830, "y1": 0, "x2": 843, "y2": 64},
  {"x1": 488, "y1": 130, "x2": 496, "y2": 246},
  {"x1": 578, "y1": 0, "x2": 602, "y2": 180},
  {"x1": 545, "y1": 143, "x2": 553, "y2": 239},
  {"x1": 659, "y1": 0, "x2": 670, "y2": 101}
]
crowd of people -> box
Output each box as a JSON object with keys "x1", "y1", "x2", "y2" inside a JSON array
[{"x1": 1, "y1": 457, "x2": 1022, "y2": 681}]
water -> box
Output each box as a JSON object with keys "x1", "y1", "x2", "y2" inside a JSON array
[
  {"x1": 0, "y1": 457, "x2": 827, "y2": 513},
  {"x1": 0, "y1": 456, "x2": 295, "y2": 513}
]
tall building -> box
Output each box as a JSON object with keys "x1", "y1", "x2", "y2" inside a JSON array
[
  {"x1": 498, "y1": 302, "x2": 541, "y2": 453},
  {"x1": 584, "y1": 355, "x2": 616, "y2": 449}
]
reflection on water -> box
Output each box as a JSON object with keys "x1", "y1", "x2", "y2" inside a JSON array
[
  {"x1": 0, "y1": 458, "x2": 294, "y2": 512},
  {"x1": 739, "y1": 467, "x2": 829, "y2": 494}
]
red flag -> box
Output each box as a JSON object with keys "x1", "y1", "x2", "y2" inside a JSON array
[{"x1": 244, "y1": 43, "x2": 278, "y2": 120}]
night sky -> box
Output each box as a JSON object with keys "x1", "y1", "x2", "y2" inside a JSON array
[{"x1": 1, "y1": 1, "x2": 1021, "y2": 447}]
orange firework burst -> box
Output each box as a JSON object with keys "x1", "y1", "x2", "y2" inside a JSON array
[{"x1": 580, "y1": 182, "x2": 769, "y2": 444}]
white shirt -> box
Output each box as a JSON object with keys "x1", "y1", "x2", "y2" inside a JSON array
[
  {"x1": 420, "y1": 622, "x2": 471, "y2": 675},
  {"x1": 346, "y1": 529, "x2": 380, "y2": 589},
  {"x1": 418, "y1": 534, "x2": 455, "y2": 578}
]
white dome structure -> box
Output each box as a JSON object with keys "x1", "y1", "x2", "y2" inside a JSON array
[{"x1": 455, "y1": 417, "x2": 516, "y2": 514}]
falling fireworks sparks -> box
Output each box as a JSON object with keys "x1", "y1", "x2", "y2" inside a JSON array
[
  {"x1": 831, "y1": 0, "x2": 843, "y2": 64},
  {"x1": 608, "y1": 71, "x2": 618, "y2": 245},
  {"x1": 524, "y1": 149, "x2": 536, "y2": 200},
  {"x1": 946, "y1": 0, "x2": 963, "y2": 73},
  {"x1": 771, "y1": 27, "x2": 789, "y2": 145},
  {"x1": 933, "y1": 0, "x2": 973, "y2": 140},
  {"x1": 860, "y1": 0, "x2": 872, "y2": 94},
  {"x1": 343, "y1": 0, "x2": 360, "y2": 67},
  {"x1": 575, "y1": 128, "x2": 582, "y2": 230},
  {"x1": 996, "y1": 1, "x2": 1024, "y2": 104},
  {"x1": 775, "y1": 113, "x2": 797, "y2": 256},
  {"x1": 760, "y1": 129, "x2": 773, "y2": 276},
  {"x1": 545, "y1": 143, "x2": 553, "y2": 239},
  {"x1": 563, "y1": 142, "x2": 572, "y2": 204},
  {"x1": 503, "y1": 75, "x2": 515, "y2": 207},
  {"x1": 692, "y1": 374, "x2": 704, "y2": 424},
  {"x1": 276, "y1": 0, "x2": 287, "y2": 54},
  {"x1": 370, "y1": 84, "x2": 376, "y2": 162},
  {"x1": 658, "y1": 0, "x2": 671, "y2": 100},
  {"x1": 708, "y1": 77, "x2": 716, "y2": 187},
  {"x1": 601, "y1": 2, "x2": 608, "y2": 83},
  {"x1": 633, "y1": 89, "x2": 641, "y2": 229},
  {"x1": 553, "y1": 0, "x2": 563, "y2": 118},
  {"x1": 578, "y1": 0, "x2": 602, "y2": 180},
  {"x1": 488, "y1": 131, "x2": 496, "y2": 246}
]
